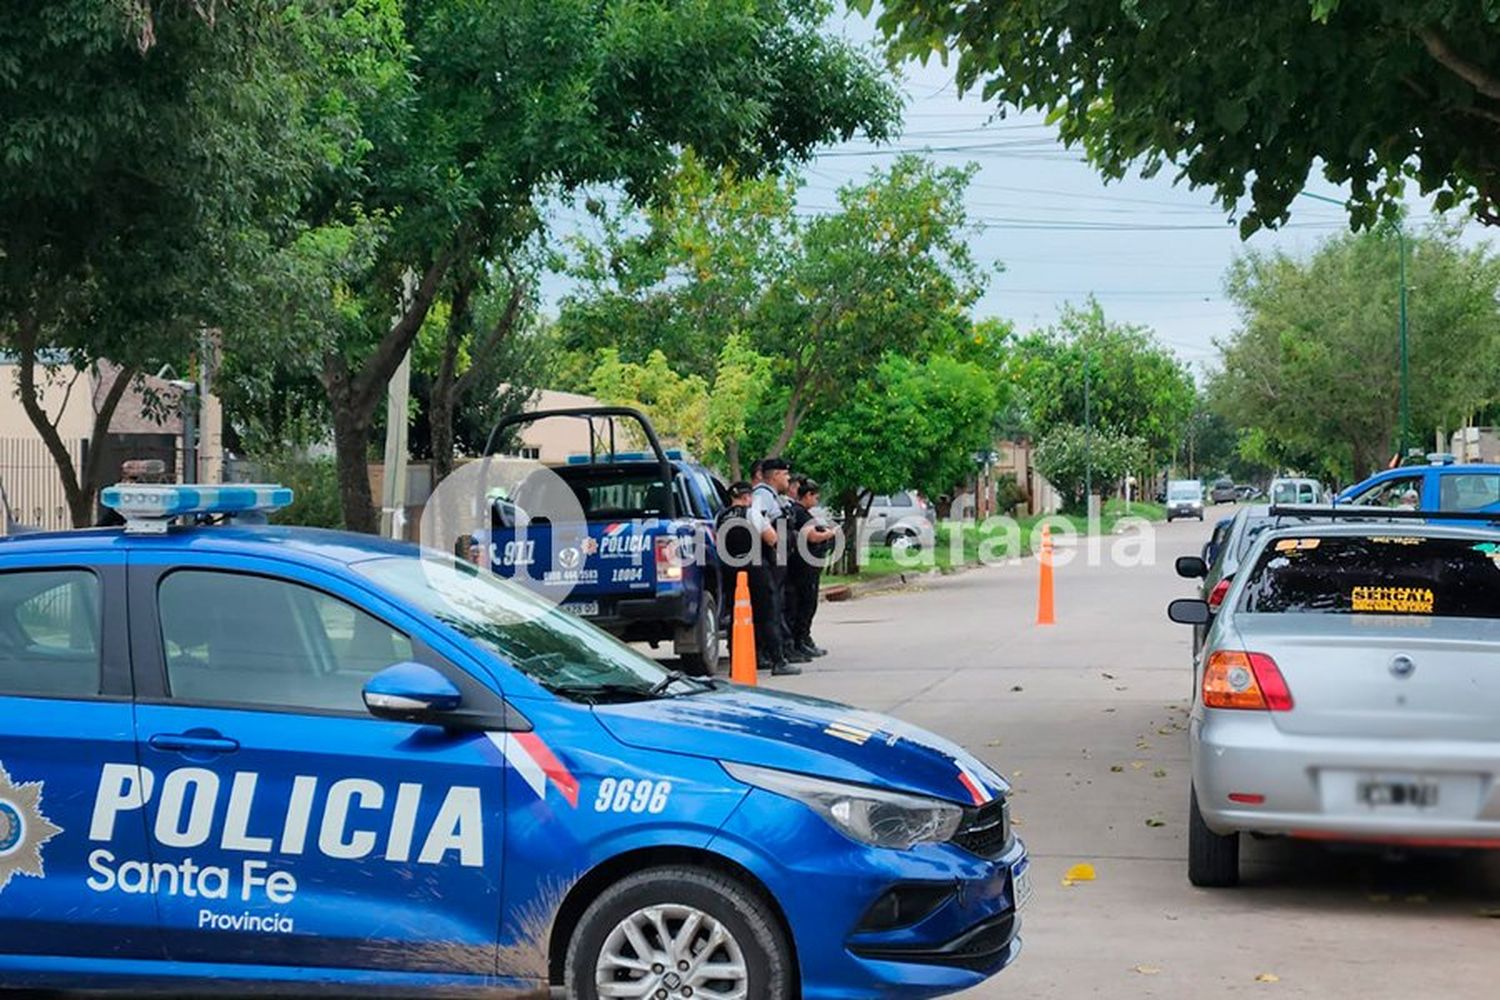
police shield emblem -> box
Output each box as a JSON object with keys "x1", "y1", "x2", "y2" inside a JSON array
[{"x1": 0, "y1": 760, "x2": 63, "y2": 894}]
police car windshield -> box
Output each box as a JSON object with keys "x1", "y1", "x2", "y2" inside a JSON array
[{"x1": 355, "y1": 555, "x2": 701, "y2": 701}]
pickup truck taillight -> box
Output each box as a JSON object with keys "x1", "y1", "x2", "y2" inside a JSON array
[
  {"x1": 655, "y1": 536, "x2": 684, "y2": 582},
  {"x1": 1207, "y1": 577, "x2": 1231, "y2": 610}
]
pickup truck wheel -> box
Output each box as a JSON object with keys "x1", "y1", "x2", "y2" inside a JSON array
[{"x1": 676, "y1": 590, "x2": 721, "y2": 677}]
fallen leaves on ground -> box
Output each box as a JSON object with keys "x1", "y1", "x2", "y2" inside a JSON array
[
  {"x1": 1133, "y1": 965, "x2": 1161, "y2": 976},
  {"x1": 1110, "y1": 764, "x2": 1124, "y2": 773},
  {"x1": 1145, "y1": 815, "x2": 1166, "y2": 828},
  {"x1": 1255, "y1": 973, "x2": 1281, "y2": 983},
  {"x1": 1062, "y1": 862, "x2": 1096, "y2": 886}
]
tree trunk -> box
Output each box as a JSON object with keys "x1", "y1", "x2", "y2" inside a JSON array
[
  {"x1": 11, "y1": 317, "x2": 135, "y2": 527},
  {"x1": 726, "y1": 437, "x2": 741, "y2": 481},
  {"x1": 330, "y1": 402, "x2": 375, "y2": 533},
  {"x1": 770, "y1": 378, "x2": 807, "y2": 456},
  {"x1": 430, "y1": 278, "x2": 471, "y2": 486},
  {"x1": 321, "y1": 253, "x2": 453, "y2": 533},
  {"x1": 839, "y1": 489, "x2": 861, "y2": 576}
]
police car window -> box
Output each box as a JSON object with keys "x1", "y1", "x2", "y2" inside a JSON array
[
  {"x1": 1239, "y1": 535, "x2": 1500, "y2": 618},
  {"x1": 891, "y1": 492, "x2": 914, "y2": 506},
  {"x1": 158, "y1": 571, "x2": 412, "y2": 712},
  {"x1": 0, "y1": 569, "x2": 100, "y2": 698},
  {"x1": 1439, "y1": 474, "x2": 1500, "y2": 511},
  {"x1": 356, "y1": 555, "x2": 696, "y2": 700}
]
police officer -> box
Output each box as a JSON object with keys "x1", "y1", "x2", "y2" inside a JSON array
[
  {"x1": 718, "y1": 480, "x2": 799, "y2": 675},
  {"x1": 752, "y1": 458, "x2": 802, "y2": 668},
  {"x1": 785, "y1": 478, "x2": 836, "y2": 658}
]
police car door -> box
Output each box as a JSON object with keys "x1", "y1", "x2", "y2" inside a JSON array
[
  {"x1": 0, "y1": 555, "x2": 162, "y2": 961},
  {"x1": 124, "y1": 555, "x2": 508, "y2": 976}
]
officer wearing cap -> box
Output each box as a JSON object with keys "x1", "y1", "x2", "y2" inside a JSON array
[
  {"x1": 718, "y1": 479, "x2": 798, "y2": 675},
  {"x1": 751, "y1": 458, "x2": 801, "y2": 670},
  {"x1": 785, "y1": 478, "x2": 836, "y2": 658}
]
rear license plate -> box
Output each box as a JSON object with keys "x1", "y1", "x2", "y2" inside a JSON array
[
  {"x1": 1357, "y1": 778, "x2": 1439, "y2": 808},
  {"x1": 561, "y1": 601, "x2": 599, "y2": 617},
  {"x1": 1011, "y1": 859, "x2": 1033, "y2": 910}
]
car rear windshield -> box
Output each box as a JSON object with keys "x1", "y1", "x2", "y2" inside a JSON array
[{"x1": 1239, "y1": 534, "x2": 1500, "y2": 618}]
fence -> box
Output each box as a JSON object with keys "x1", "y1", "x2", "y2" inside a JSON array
[{"x1": 0, "y1": 437, "x2": 87, "y2": 532}]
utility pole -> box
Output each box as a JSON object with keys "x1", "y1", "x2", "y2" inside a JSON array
[
  {"x1": 380, "y1": 270, "x2": 417, "y2": 540},
  {"x1": 1083, "y1": 346, "x2": 1093, "y2": 507},
  {"x1": 1398, "y1": 226, "x2": 1409, "y2": 459}
]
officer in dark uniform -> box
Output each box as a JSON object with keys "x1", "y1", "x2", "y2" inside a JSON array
[
  {"x1": 785, "y1": 478, "x2": 836, "y2": 658},
  {"x1": 751, "y1": 458, "x2": 802, "y2": 669},
  {"x1": 717, "y1": 481, "x2": 799, "y2": 675}
]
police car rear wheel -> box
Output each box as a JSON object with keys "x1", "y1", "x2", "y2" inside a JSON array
[{"x1": 566, "y1": 866, "x2": 792, "y2": 1000}]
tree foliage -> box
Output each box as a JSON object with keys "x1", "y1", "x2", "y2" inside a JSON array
[
  {"x1": 1003, "y1": 301, "x2": 1196, "y2": 465},
  {"x1": 0, "y1": 1, "x2": 311, "y2": 524},
  {"x1": 791, "y1": 352, "x2": 999, "y2": 519},
  {"x1": 861, "y1": 0, "x2": 1500, "y2": 234},
  {"x1": 1209, "y1": 224, "x2": 1500, "y2": 481},
  {"x1": 560, "y1": 153, "x2": 987, "y2": 458},
  {"x1": 1032, "y1": 424, "x2": 1148, "y2": 515}
]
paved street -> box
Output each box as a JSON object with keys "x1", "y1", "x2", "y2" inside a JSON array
[{"x1": 763, "y1": 515, "x2": 1500, "y2": 1000}]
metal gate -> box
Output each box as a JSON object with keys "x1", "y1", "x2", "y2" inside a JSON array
[{"x1": 0, "y1": 437, "x2": 86, "y2": 532}]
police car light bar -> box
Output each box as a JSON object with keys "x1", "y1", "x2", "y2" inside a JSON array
[
  {"x1": 564, "y1": 449, "x2": 687, "y2": 465},
  {"x1": 101, "y1": 484, "x2": 294, "y2": 533}
]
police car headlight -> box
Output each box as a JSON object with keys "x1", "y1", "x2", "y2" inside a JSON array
[{"x1": 723, "y1": 762, "x2": 963, "y2": 850}]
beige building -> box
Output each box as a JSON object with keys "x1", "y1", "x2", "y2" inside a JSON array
[
  {"x1": 504, "y1": 387, "x2": 607, "y2": 464},
  {"x1": 0, "y1": 360, "x2": 223, "y2": 531}
]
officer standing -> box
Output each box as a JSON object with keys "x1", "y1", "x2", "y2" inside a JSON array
[
  {"x1": 785, "y1": 478, "x2": 836, "y2": 658},
  {"x1": 720, "y1": 479, "x2": 799, "y2": 676},
  {"x1": 752, "y1": 458, "x2": 802, "y2": 668}
]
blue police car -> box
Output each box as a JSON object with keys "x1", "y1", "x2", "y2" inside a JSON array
[{"x1": 0, "y1": 485, "x2": 1028, "y2": 998}]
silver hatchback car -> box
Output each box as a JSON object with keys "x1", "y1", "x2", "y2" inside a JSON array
[{"x1": 1169, "y1": 517, "x2": 1500, "y2": 886}]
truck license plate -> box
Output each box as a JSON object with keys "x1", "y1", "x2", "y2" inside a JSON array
[
  {"x1": 1012, "y1": 859, "x2": 1033, "y2": 910},
  {"x1": 561, "y1": 601, "x2": 599, "y2": 617}
]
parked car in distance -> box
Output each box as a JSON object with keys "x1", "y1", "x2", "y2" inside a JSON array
[
  {"x1": 1165, "y1": 480, "x2": 1205, "y2": 521},
  {"x1": 1269, "y1": 477, "x2": 1323, "y2": 505},
  {"x1": 1336, "y1": 458, "x2": 1500, "y2": 516},
  {"x1": 1209, "y1": 477, "x2": 1239, "y2": 504},
  {"x1": 865, "y1": 490, "x2": 937, "y2": 549}
]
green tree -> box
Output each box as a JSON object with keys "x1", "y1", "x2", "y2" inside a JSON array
[
  {"x1": 1004, "y1": 301, "x2": 1196, "y2": 467},
  {"x1": 792, "y1": 352, "x2": 999, "y2": 567},
  {"x1": 1210, "y1": 224, "x2": 1500, "y2": 481},
  {"x1": 0, "y1": 1, "x2": 312, "y2": 524},
  {"x1": 860, "y1": 0, "x2": 1500, "y2": 235},
  {"x1": 1032, "y1": 424, "x2": 1148, "y2": 515},
  {"x1": 273, "y1": 0, "x2": 899, "y2": 532}
]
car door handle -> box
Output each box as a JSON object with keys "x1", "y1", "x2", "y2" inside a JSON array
[{"x1": 148, "y1": 733, "x2": 240, "y2": 754}]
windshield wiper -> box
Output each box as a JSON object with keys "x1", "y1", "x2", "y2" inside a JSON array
[
  {"x1": 547, "y1": 682, "x2": 656, "y2": 704},
  {"x1": 649, "y1": 670, "x2": 689, "y2": 696}
]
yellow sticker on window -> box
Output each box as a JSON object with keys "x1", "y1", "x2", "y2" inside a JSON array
[
  {"x1": 1275, "y1": 538, "x2": 1321, "y2": 552},
  {"x1": 1350, "y1": 586, "x2": 1435, "y2": 614}
]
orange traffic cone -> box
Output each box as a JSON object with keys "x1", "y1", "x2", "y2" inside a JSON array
[
  {"x1": 730, "y1": 570, "x2": 758, "y2": 685},
  {"x1": 1035, "y1": 523, "x2": 1055, "y2": 626}
]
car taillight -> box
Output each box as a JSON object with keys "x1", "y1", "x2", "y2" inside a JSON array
[
  {"x1": 655, "y1": 536, "x2": 684, "y2": 582},
  {"x1": 1203, "y1": 650, "x2": 1293, "y2": 712},
  {"x1": 1207, "y1": 577, "x2": 1231, "y2": 610}
]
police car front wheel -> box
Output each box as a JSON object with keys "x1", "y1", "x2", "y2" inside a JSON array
[{"x1": 566, "y1": 865, "x2": 794, "y2": 1000}]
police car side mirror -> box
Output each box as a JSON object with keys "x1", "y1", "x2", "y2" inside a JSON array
[
  {"x1": 1166, "y1": 598, "x2": 1212, "y2": 626},
  {"x1": 363, "y1": 662, "x2": 463, "y2": 724},
  {"x1": 1175, "y1": 555, "x2": 1208, "y2": 579}
]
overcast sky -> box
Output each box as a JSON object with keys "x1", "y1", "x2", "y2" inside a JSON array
[{"x1": 538, "y1": 6, "x2": 1478, "y2": 380}]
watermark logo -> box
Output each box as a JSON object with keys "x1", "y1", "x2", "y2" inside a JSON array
[{"x1": 0, "y1": 760, "x2": 63, "y2": 894}]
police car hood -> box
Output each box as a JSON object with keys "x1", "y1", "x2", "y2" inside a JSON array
[{"x1": 593, "y1": 686, "x2": 1007, "y2": 806}]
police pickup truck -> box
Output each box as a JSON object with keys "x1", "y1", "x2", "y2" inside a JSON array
[{"x1": 481, "y1": 407, "x2": 728, "y2": 675}]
